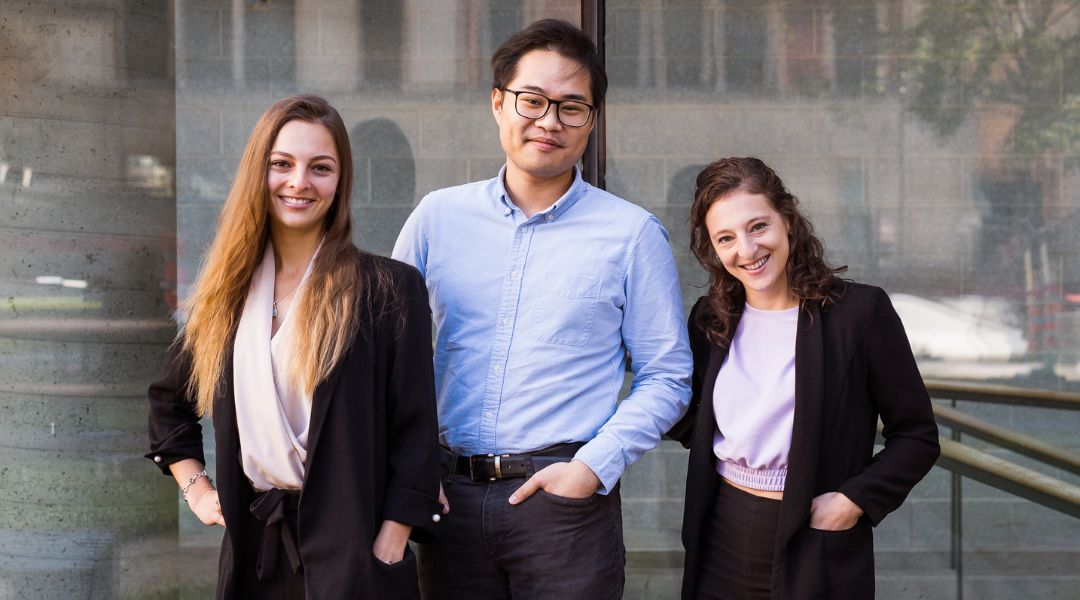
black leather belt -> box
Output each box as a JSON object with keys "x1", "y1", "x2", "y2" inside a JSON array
[{"x1": 449, "y1": 442, "x2": 585, "y2": 482}]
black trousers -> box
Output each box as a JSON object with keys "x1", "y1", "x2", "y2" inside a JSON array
[
  {"x1": 418, "y1": 474, "x2": 625, "y2": 600},
  {"x1": 695, "y1": 479, "x2": 781, "y2": 600}
]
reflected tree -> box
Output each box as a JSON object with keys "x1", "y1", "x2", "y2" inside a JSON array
[
  {"x1": 907, "y1": 0, "x2": 1080, "y2": 356},
  {"x1": 908, "y1": 0, "x2": 1080, "y2": 151}
]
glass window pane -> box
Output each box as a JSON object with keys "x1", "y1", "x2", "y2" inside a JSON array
[
  {"x1": 607, "y1": 1, "x2": 1080, "y2": 595},
  {"x1": 175, "y1": 1, "x2": 577, "y2": 592}
]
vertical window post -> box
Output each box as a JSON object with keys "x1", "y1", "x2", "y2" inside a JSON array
[{"x1": 580, "y1": 0, "x2": 606, "y2": 189}]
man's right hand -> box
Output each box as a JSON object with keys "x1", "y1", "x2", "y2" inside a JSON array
[{"x1": 507, "y1": 460, "x2": 601, "y2": 504}]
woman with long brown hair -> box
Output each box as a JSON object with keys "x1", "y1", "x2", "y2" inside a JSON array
[
  {"x1": 673, "y1": 157, "x2": 939, "y2": 599},
  {"x1": 147, "y1": 95, "x2": 441, "y2": 599}
]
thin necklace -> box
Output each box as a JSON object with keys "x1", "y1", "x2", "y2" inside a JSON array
[{"x1": 272, "y1": 284, "x2": 301, "y2": 319}]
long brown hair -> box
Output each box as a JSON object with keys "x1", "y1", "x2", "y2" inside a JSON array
[
  {"x1": 689, "y1": 157, "x2": 847, "y2": 346},
  {"x1": 180, "y1": 95, "x2": 384, "y2": 416}
]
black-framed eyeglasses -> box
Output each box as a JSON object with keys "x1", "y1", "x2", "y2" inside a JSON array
[{"x1": 501, "y1": 88, "x2": 595, "y2": 128}]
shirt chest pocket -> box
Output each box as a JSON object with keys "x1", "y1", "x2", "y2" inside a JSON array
[{"x1": 533, "y1": 270, "x2": 602, "y2": 347}]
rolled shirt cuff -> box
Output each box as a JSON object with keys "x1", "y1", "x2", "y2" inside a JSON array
[{"x1": 574, "y1": 436, "x2": 626, "y2": 495}]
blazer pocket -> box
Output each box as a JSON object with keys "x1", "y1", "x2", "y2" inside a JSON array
[
  {"x1": 372, "y1": 545, "x2": 421, "y2": 598},
  {"x1": 815, "y1": 519, "x2": 875, "y2": 599},
  {"x1": 533, "y1": 270, "x2": 601, "y2": 347}
]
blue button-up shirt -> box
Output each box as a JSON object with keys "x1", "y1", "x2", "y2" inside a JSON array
[{"x1": 392, "y1": 167, "x2": 692, "y2": 493}]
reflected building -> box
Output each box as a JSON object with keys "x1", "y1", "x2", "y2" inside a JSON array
[{"x1": 604, "y1": 0, "x2": 1080, "y2": 369}]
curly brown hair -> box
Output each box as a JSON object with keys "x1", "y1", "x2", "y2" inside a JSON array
[{"x1": 689, "y1": 157, "x2": 847, "y2": 346}]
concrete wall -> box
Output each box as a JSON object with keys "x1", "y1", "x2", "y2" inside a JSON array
[{"x1": 0, "y1": 1, "x2": 179, "y2": 598}]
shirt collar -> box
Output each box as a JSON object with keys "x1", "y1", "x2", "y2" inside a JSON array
[{"x1": 495, "y1": 164, "x2": 586, "y2": 221}]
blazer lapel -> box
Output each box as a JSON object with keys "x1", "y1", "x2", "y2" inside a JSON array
[
  {"x1": 214, "y1": 345, "x2": 244, "y2": 547},
  {"x1": 774, "y1": 302, "x2": 825, "y2": 555},
  {"x1": 693, "y1": 339, "x2": 729, "y2": 449},
  {"x1": 302, "y1": 358, "x2": 346, "y2": 485},
  {"x1": 685, "y1": 331, "x2": 731, "y2": 573}
]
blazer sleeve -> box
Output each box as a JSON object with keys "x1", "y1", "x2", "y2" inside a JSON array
[
  {"x1": 146, "y1": 342, "x2": 206, "y2": 474},
  {"x1": 668, "y1": 296, "x2": 710, "y2": 448},
  {"x1": 380, "y1": 266, "x2": 443, "y2": 540},
  {"x1": 837, "y1": 287, "x2": 940, "y2": 525}
]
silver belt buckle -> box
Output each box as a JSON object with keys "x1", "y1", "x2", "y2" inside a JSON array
[{"x1": 492, "y1": 454, "x2": 514, "y2": 480}]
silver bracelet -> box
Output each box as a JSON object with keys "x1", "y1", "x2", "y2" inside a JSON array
[{"x1": 181, "y1": 469, "x2": 210, "y2": 504}]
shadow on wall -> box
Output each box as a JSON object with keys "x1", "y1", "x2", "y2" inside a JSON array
[
  {"x1": 351, "y1": 118, "x2": 415, "y2": 255},
  {"x1": 668, "y1": 164, "x2": 708, "y2": 301},
  {"x1": 607, "y1": 160, "x2": 708, "y2": 302}
]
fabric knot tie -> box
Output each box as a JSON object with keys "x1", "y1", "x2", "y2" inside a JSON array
[{"x1": 249, "y1": 488, "x2": 302, "y2": 581}]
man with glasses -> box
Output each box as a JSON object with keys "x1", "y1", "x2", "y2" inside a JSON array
[{"x1": 393, "y1": 19, "x2": 691, "y2": 599}]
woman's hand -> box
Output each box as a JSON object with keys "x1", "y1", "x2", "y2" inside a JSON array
[
  {"x1": 372, "y1": 520, "x2": 412, "y2": 565},
  {"x1": 187, "y1": 485, "x2": 226, "y2": 527},
  {"x1": 438, "y1": 483, "x2": 450, "y2": 515},
  {"x1": 809, "y1": 492, "x2": 863, "y2": 531},
  {"x1": 169, "y1": 459, "x2": 225, "y2": 527}
]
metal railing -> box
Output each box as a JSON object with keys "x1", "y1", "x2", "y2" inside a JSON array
[
  {"x1": 925, "y1": 378, "x2": 1080, "y2": 411},
  {"x1": 922, "y1": 379, "x2": 1080, "y2": 600}
]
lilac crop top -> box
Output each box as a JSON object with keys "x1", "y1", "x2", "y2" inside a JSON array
[{"x1": 712, "y1": 304, "x2": 798, "y2": 491}]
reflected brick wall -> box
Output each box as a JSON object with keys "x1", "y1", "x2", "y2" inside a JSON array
[
  {"x1": 165, "y1": 1, "x2": 1080, "y2": 598},
  {"x1": 607, "y1": 2, "x2": 1080, "y2": 598}
]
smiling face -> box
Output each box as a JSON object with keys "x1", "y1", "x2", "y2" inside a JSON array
[
  {"x1": 704, "y1": 189, "x2": 796, "y2": 310},
  {"x1": 492, "y1": 49, "x2": 594, "y2": 185},
  {"x1": 266, "y1": 119, "x2": 340, "y2": 237}
]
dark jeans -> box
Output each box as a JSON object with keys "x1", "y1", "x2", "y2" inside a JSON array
[
  {"x1": 418, "y1": 473, "x2": 625, "y2": 600},
  {"x1": 695, "y1": 480, "x2": 781, "y2": 600}
]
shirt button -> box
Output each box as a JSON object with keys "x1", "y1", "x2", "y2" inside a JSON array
[
  {"x1": 500, "y1": 318, "x2": 510, "y2": 326},
  {"x1": 484, "y1": 411, "x2": 494, "y2": 419},
  {"x1": 545, "y1": 213, "x2": 554, "y2": 222},
  {"x1": 153, "y1": 455, "x2": 162, "y2": 463},
  {"x1": 510, "y1": 271, "x2": 519, "y2": 279},
  {"x1": 493, "y1": 364, "x2": 503, "y2": 374},
  {"x1": 432, "y1": 514, "x2": 442, "y2": 523}
]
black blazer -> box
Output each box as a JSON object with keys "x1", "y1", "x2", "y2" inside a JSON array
[
  {"x1": 676, "y1": 282, "x2": 939, "y2": 600},
  {"x1": 147, "y1": 255, "x2": 441, "y2": 600}
]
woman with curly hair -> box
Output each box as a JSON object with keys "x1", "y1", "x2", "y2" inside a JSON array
[
  {"x1": 146, "y1": 95, "x2": 441, "y2": 599},
  {"x1": 673, "y1": 157, "x2": 939, "y2": 600}
]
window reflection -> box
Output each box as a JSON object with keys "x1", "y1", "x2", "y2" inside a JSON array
[
  {"x1": 173, "y1": 1, "x2": 578, "y2": 592},
  {"x1": 606, "y1": 0, "x2": 1080, "y2": 389},
  {"x1": 607, "y1": 1, "x2": 1079, "y2": 593}
]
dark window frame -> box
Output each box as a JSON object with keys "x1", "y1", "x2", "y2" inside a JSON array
[{"x1": 581, "y1": 0, "x2": 606, "y2": 189}]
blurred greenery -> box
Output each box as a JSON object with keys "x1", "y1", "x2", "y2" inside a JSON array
[
  {"x1": 907, "y1": 0, "x2": 1080, "y2": 154},
  {"x1": 2, "y1": 297, "x2": 102, "y2": 312}
]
